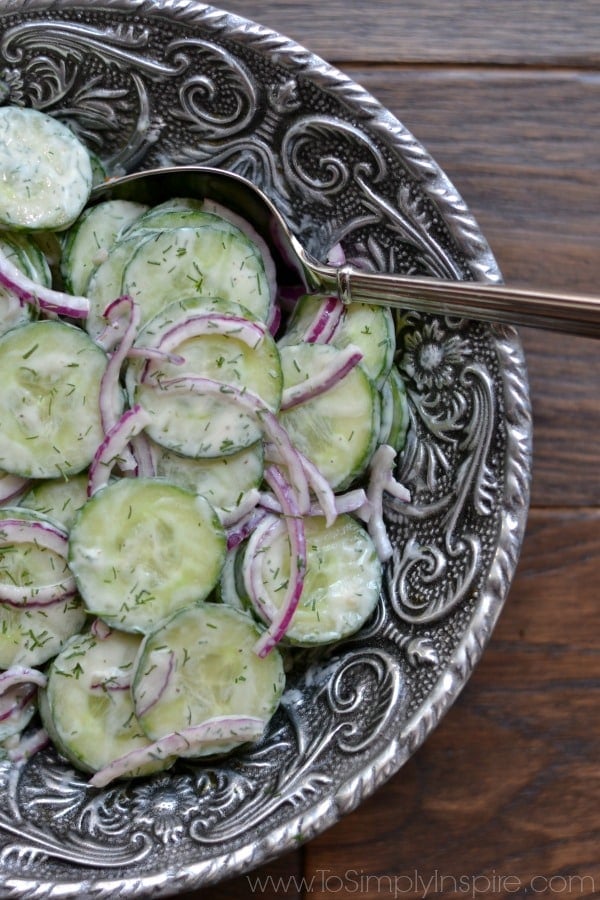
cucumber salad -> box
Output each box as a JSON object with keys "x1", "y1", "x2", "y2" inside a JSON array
[{"x1": 0, "y1": 107, "x2": 411, "y2": 787}]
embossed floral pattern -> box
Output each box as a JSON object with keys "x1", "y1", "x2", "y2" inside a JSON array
[
  {"x1": 399, "y1": 320, "x2": 471, "y2": 392},
  {"x1": 129, "y1": 775, "x2": 198, "y2": 844}
]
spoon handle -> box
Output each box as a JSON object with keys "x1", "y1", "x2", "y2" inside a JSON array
[{"x1": 333, "y1": 265, "x2": 600, "y2": 338}]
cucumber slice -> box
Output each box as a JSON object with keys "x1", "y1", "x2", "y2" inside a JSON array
[
  {"x1": 132, "y1": 603, "x2": 285, "y2": 757},
  {"x1": 0, "y1": 320, "x2": 110, "y2": 479},
  {"x1": 280, "y1": 295, "x2": 395, "y2": 386},
  {"x1": 129, "y1": 296, "x2": 282, "y2": 458},
  {"x1": 121, "y1": 197, "x2": 205, "y2": 229},
  {"x1": 85, "y1": 232, "x2": 155, "y2": 338},
  {"x1": 61, "y1": 199, "x2": 149, "y2": 295},
  {"x1": 0, "y1": 107, "x2": 92, "y2": 231},
  {"x1": 0, "y1": 594, "x2": 87, "y2": 670},
  {"x1": 68, "y1": 478, "x2": 227, "y2": 633},
  {"x1": 216, "y1": 547, "x2": 246, "y2": 610},
  {"x1": 0, "y1": 232, "x2": 52, "y2": 287},
  {"x1": 39, "y1": 629, "x2": 175, "y2": 777},
  {"x1": 278, "y1": 342, "x2": 381, "y2": 490},
  {"x1": 20, "y1": 473, "x2": 89, "y2": 531},
  {"x1": 0, "y1": 507, "x2": 86, "y2": 668},
  {"x1": 121, "y1": 224, "x2": 271, "y2": 323},
  {"x1": 239, "y1": 514, "x2": 382, "y2": 645},
  {"x1": 379, "y1": 364, "x2": 410, "y2": 453},
  {"x1": 334, "y1": 302, "x2": 395, "y2": 386},
  {"x1": 0, "y1": 236, "x2": 36, "y2": 336},
  {"x1": 122, "y1": 206, "x2": 223, "y2": 236},
  {"x1": 153, "y1": 440, "x2": 264, "y2": 521}
]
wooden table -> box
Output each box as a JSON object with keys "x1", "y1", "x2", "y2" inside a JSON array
[{"x1": 182, "y1": 3, "x2": 600, "y2": 896}]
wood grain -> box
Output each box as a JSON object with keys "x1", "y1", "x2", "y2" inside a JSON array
[
  {"x1": 176, "y1": 2, "x2": 600, "y2": 896},
  {"x1": 224, "y1": 1, "x2": 600, "y2": 66},
  {"x1": 302, "y1": 510, "x2": 600, "y2": 899}
]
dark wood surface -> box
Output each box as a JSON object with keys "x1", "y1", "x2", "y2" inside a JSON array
[{"x1": 180, "y1": 3, "x2": 600, "y2": 897}]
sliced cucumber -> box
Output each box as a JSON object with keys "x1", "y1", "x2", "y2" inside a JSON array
[
  {"x1": 121, "y1": 223, "x2": 271, "y2": 323},
  {"x1": 68, "y1": 478, "x2": 227, "y2": 633},
  {"x1": 238, "y1": 514, "x2": 381, "y2": 645},
  {"x1": 20, "y1": 473, "x2": 89, "y2": 531},
  {"x1": 334, "y1": 302, "x2": 395, "y2": 386},
  {"x1": 0, "y1": 506, "x2": 71, "y2": 593},
  {"x1": 122, "y1": 197, "x2": 204, "y2": 227},
  {"x1": 216, "y1": 546, "x2": 246, "y2": 611},
  {"x1": 61, "y1": 198, "x2": 149, "y2": 295},
  {"x1": 0, "y1": 320, "x2": 110, "y2": 479},
  {"x1": 128, "y1": 296, "x2": 282, "y2": 458},
  {"x1": 379, "y1": 364, "x2": 410, "y2": 453},
  {"x1": 0, "y1": 506, "x2": 86, "y2": 668},
  {"x1": 1, "y1": 232, "x2": 52, "y2": 287},
  {"x1": 278, "y1": 342, "x2": 380, "y2": 490},
  {"x1": 0, "y1": 235, "x2": 36, "y2": 336},
  {"x1": 0, "y1": 594, "x2": 87, "y2": 670},
  {"x1": 132, "y1": 603, "x2": 285, "y2": 757},
  {"x1": 0, "y1": 107, "x2": 92, "y2": 231},
  {"x1": 279, "y1": 295, "x2": 395, "y2": 386},
  {"x1": 153, "y1": 440, "x2": 264, "y2": 521},
  {"x1": 39, "y1": 629, "x2": 175, "y2": 777},
  {"x1": 122, "y1": 205, "x2": 221, "y2": 236},
  {"x1": 85, "y1": 232, "x2": 155, "y2": 338}
]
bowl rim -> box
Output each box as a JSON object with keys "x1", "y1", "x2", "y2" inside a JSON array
[{"x1": 0, "y1": 1, "x2": 532, "y2": 896}]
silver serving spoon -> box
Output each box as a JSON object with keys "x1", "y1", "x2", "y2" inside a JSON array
[{"x1": 93, "y1": 165, "x2": 599, "y2": 338}]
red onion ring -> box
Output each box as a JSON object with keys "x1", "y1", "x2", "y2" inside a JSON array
[
  {"x1": 280, "y1": 344, "x2": 363, "y2": 411},
  {"x1": 0, "y1": 247, "x2": 89, "y2": 319},
  {"x1": 87, "y1": 404, "x2": 152, "y2": 496},
  {"x1": 89, "y1": 715, "x2": 266, "y2": 787},
  {"x1": 252, "y1": 465, "x2": 307, "y2": 658}
]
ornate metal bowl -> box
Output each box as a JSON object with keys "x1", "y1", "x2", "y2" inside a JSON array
[{"x1": 0, "y1": 2, "x2": 532, "y2": 897}]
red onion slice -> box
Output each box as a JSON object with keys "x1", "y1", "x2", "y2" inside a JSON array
[
  {"x1": 0, "y1": 246, "x2": 89, "y2": 319},
  {"x1": 259, "y1": 486, "x2": 368, "y2": 520},
  {"x1": 242, "y1": 513, "x2": 282, "y2": 623},
  {"x1": 219, "y1": 486, "x2": 261, "y2": 528},
  {"x1": 253, "y1": 466, "x2": 307, "y2": 658},
  {"x1": 0, "y1": 473, "x2": 30, "y2": 505},
  {"x1": 90, "y1": 672, "x2": 133, "y2": 693},
  {"x1": 280, "y1": 344, "x2": 363, "y2": 411},
  {"x1": 0, "y1": 579, "x2": 77, "y2": 609},
  {"x1": 95, "y1": 295, "x2": 139, "y2": 353},
  {"x1": 302, "y1": 295, "x2": 344, "y2": 344},
  {"x1": 226, "y1": 505, "x2": 269, "y2": 550},
  {"x1": 363, "y1": 444, "x2": 411, "y2": 561},
  {"x1": 0, "y1": 518, "x2": 69, "y2": 556},
  {"x1": 97, "y1": 296, "x2": 140, "y2": 473},
  {"x1": 89, "y1": 715, "x2": 266, "y2": 788},
  {"x1": 6, "y1": 727, "x2": 50, "y2": 763},
  {"x1": 0, "y1": 684, "x2": 36, "y2": 722},
  {"x1": 0, "y1": 516, "x2": 74, "y2": 606},
  {"x1": 129, "y1": 431, "x2": 157, "y2": 478},
  {"x1": 0, "y1": 666, "x2": 47, "y2": 694},
  {"x1": 90, "y1": 618, "x2": 112, "y2": 640},
  {"x1": 140, "y1": 313, "x2": 268, "y2": 385},
  {"x1": 134, "y1": 649, "x2": 175, "y2": 719},
  {"x1": 327, "y1": 242, "x2": 346, "y2": 267},
  {"x1": 299, "y1": 454, "x2": 338, "y2": 527},
  {"x1": 88, "y1": 404, "x2": 152, "y2": 496}
]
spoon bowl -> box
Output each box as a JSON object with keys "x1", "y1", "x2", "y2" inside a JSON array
[{"x1": 94, "y1": 165, "x2": 600, "y2": 338}]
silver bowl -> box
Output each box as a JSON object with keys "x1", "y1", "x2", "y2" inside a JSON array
[{"x1": 0, "y1": 2, "x2": 531, "y2": 897}]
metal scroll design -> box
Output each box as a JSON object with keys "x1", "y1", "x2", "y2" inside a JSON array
[
  {"x1": 0, "y1": 17, "x2": 468, "y2": 276},
  {"x1": 385, "y1": 315, "x2": 499, "y2": 626},
  {"x1": 0, "y1": 649, "x2": 404, "y2": 865}
]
